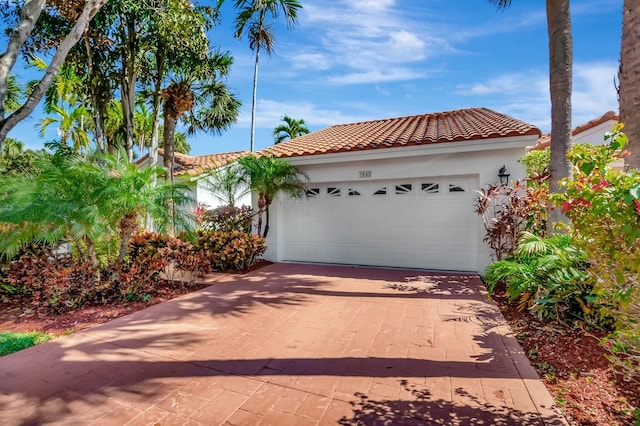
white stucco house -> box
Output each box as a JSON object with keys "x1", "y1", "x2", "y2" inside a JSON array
[
  {"x1": 253, "y1": 107, "x2": 541, "y2": 273},
  {"x1": 137, "y1": 149, "x2": 252, "y2": 210},
  {"x1": 139, "y1": 109, "x2": 623, "y2": 273}
]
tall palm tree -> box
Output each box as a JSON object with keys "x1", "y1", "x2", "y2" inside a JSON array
[
  {"x1": 489, "y1": 0, "x2": 572, "y2": 231},
  {"x1": 234, "y1": 0, "x2": 301, "y2": 152},
  {"x1": 273, "y1": 115, "x2": 309, "y2": 144},
  {"x1": 620, "y1": 0, "x2": 640, "y2": 169},
  {"x1": 237, "y1": 154, "x2": 307, "y2": 238},
  {"x1": 162, "y1": 53, "x2": 240, "y2": 181}
]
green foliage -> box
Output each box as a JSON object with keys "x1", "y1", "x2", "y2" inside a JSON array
[
  {"x1": 0, "y1": 150, "x2": 194, "y2": 266},
  {"x1": 200, "y1": 164, "x2": 249, "y2": 206},
  {"x1": 519, "y1": 149, "x2": 550, "y2": 188},
  {"x1": 0, "y1": 331, "x2": 54, "y2": 357},
  {"x1": 237, "y1": 155, "x2": 307, "y2": 237},
  {"x1": 475, "y1": 179, "x2": 548, "y2": 260},
  {"x1": 273, "y1": 115, "x2": 310, "y2": 144},
  {"x1": 552, "y1": 124, "x2": 640, "y2": 382},
  {"x1": 0, "y1": 138, "x2": 46, "y2": 176},
  {"x1": 483, "y1": 232, "x2": 597, "y2": 322}
]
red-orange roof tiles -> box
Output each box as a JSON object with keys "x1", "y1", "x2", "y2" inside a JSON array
[
  {"x1": 259, "y1": 107, "x2": 540, "y2": 159},
  {"x1": 138, "y1": 149, "x2": 249, "y2": 176}
]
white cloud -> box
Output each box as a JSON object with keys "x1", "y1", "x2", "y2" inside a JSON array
[
  {"x1": 292, "y1": 1, "x2": 446, "y2": 85},
  {"x1": 572, "y1": 61, "x2": 619, "y2": 125},
  {"x1": 288, "y1": 52, "x2": 332, "y2": 71},
  {"x1": 455, "y1": 73, "x2": 547, "y2": 96},
  {"x1": 235, "y1": 99, "x2": 375, "y2": 129},
  {"x1": 327, "y1": 68, "x2": 426, "y2": 85},
  {"x1": 452, "y1": 61, "x2": 619, "y2": 132}
]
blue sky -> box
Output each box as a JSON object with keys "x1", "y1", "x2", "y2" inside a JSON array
[{"x1": 7, "y1": 0, "x2": 623, "y2": 156}]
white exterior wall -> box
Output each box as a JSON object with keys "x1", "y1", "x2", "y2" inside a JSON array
[
  {"x1": 263, "y1": 135, "x2": 537, "y2": 273},
  {"x1": 572, "y1": 120, "x2": 616, "y2": 145},
  {"x1": 194, "y1": 179, "x2": 251, "y2": 209}
]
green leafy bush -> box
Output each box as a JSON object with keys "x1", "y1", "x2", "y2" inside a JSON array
[
  {"x1": 553, "y1": 124, "x2": 640, "y2": 383},
  {"x1": 483, "y1": 232, "x2": 600, "y2": 323}
]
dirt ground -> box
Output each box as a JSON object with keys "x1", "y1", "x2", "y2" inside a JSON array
[
  {"x1": 492, "y1": 286, "x2": 639, "y2": 425},
  {"x1": 1, "y1": 264, "x2": 638, "y2": 425}
]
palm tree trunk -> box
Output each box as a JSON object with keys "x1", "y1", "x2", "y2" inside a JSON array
[
  {"x1": 120, "y1": 16, "x2": 137, "y2": 162},
  {"x1": 118, "y1": 212, "x2": 138, "y2": 262},
  {"x1": 263, "y1": 200, "x2": 271, "y2": 238},
  {"x1": 83, "y1": 33, "x2": 107, "y2": 154},
  {"x1": 256, "y1": 194, "x2": 265, "y2": 236},
  {"x1": 146, "y1": 51, "x2": 164, "y2": 232},
  {"x1": 546, "y1": 0, "x2": 573, "y2": 232},
  {"x1": 84, "y1": 235, "x2": 98, "y2": 269},
  {"x1": 149, "y1": 45, "x2": 165, "y2": 168},
  {"x1": 163, "y1": 113, "x2": 176, "y2": 182},
  {"x1": 620, "y1": 0, "x2": 640, "y2": 170},
  {"x1": 250, "y1": 46, "x2": 260, "y2": 152}
]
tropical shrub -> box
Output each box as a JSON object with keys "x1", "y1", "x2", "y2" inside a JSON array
[
  {"x1": 191, "y1": 230, "x2": 266, "y2": 271},
  {"x1": 519, "y1": 149, "x2": 550, "y2": 185},
  {"x1": 552, "y1": 124, "x2": 640, "y2": 382},
  {"x1": 3, "y1": 250, "x2": 100, "y2": 312},
  {"x1": 201, "y1": 204, "x2": 254, "y2": 233},
  {"x1": 0, "y1": 150, "x2": 194, "y2": 268},
  {"x1": 483, "y1": 232, "x2": 598, "y2": 323},
  {"x1": 475, "y1": 178, "x2": 548, "y2": 260},
  {"x1": 117, "y1": 232, "x2": 173, "y2": 299}
]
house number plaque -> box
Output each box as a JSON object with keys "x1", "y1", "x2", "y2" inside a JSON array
[{"x1": 359, "y1": 170, "x2": 372, "y2": 178}]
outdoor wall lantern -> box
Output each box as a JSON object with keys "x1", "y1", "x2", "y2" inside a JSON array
[{"x1": 498, "y1": 165, "x2": 510, "y2": 185}]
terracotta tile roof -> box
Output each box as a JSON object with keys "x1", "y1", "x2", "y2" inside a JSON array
[
  {"x1": 258, "y1": 107, "x2": 540, "y2": 159},
  {"x1": 138, "y1": 149, "x2": 249, "y2": 177},
  {"x1": 530, "y1": 111, "x2": 619, "y2": 151}
]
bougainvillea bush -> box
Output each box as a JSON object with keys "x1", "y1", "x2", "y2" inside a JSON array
[{"x1": 552, "y1": 124, "x2": 640, "y2": 383}]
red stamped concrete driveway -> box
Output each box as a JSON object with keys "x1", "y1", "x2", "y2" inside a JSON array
[{"x1": 0, "y1": 263, "x2": 566, "y2": 425}]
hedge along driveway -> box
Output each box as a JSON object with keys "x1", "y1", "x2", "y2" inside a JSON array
[{"x1": 0, "y1": 263, "x2": 566, "y2": 425}]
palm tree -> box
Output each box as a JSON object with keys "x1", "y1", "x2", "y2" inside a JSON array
[
  {"x1": 95, "y1": 150, "x2": 193, "y2": 261},
  {"x1": 273, "y1": 115, "x2": 309, "y2": 144},
  {"x1": 234, "y1": 0, "x2": 301, "y2": 151},
  {"x1": 237, "y1": 154, "x2": 307, "y2": 237},
  {"x1": 201, "y1": 163, "x2": 250, "y2": 208},
  {"x1": 37, "y1": 104, "x2": 93, "y2": 153},
  {"x1": 162, "y1": 53, "x2": 240, "y2": 180},
  {"x1": 489, "y1": 0, "x2": 572, "y2": 231},
  {"x1": 4, "y1": 75, "x2": 22, "y2": 114},
  {"x1": 620, "y1": 0, "x2": 640, "y2": 169},
  {"x1": 0, "y1": 150, "x2": 193, "y2": 267}
]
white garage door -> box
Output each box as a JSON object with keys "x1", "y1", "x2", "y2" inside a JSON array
[{"x1": 280, "y1": 175, "x2": 479, "y2": 271}]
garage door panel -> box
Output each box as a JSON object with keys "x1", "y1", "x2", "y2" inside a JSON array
[{"x1": 281, "y1": 175, "x2": 478, "y2": 271}]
